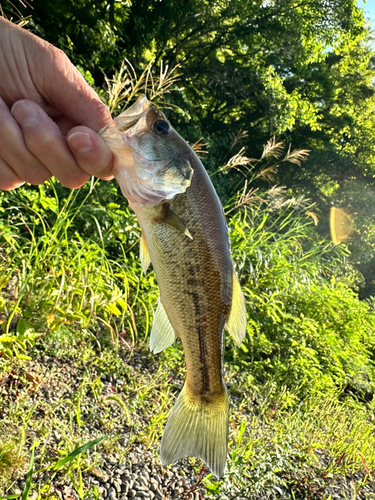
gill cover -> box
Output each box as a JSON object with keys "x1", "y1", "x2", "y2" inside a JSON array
[{"x1": 101, "y1": 96, "x2": 193, "y2": 205}]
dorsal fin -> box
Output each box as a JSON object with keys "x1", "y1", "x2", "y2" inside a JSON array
[
  {"x1": 150, "y1": 299, "x2": 177, "y2": 353},
  {"x1": 140, "y1": 233, "x2": 151, "y2": 274},
  {"x1": 226, "y1": 270, "x2": 247, "y2": 346}
]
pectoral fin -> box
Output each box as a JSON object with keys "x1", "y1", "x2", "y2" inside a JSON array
[
  {"x1": 226, "y1": 270, "x2": 247, "y2": 346},
  {"x1": 150, "y1": 299, "x2": 177, "y2": 353},
  {"x1": 158, "y1": 205, "x2": 193, "y2": 239},
  {"x1": 140, "y1": 233, "x2": 151, "y2": 274}
]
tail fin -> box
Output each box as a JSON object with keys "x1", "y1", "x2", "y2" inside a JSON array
[{"x1": 160, "y1": 384, "x2": 229, "y2": 479}]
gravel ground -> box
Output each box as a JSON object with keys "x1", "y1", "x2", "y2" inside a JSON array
[{"x1": 1, "y1": 341, "x2": 375, "y2": 500}]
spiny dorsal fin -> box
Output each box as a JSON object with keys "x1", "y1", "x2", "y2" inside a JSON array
[
  {"x1": 159, "y1": 205, "x2": 193, "y2": 239},
  {"x1": 140, "y1": 233, "x2": 151, "y2": 275},
  {"x1": 150, "y1": 299, "x2": 176, "y2": 354},
  {"x1": 160, "y1": 383, "x2": 229, "y2": 479},
  {"x1": 226, "y1": 270, "x2": 247, "y2": 346}
]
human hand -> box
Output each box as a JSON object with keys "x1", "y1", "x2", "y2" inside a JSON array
[{"x1": 0, "y1": 17, "x2": 114, "y2": 190}]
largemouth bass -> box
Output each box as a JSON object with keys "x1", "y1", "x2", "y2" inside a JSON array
[{"x1": 101, "y1": 96, "x2": 246, "y2": 478}]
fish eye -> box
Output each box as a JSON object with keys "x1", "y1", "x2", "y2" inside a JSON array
[{"x1": 153, "y1": 120, "x2": 170, "y2": 136}]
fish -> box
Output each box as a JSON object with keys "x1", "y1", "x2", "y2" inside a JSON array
[{"x1": 101, "y1": 96, "x2": 247, "y2": 478}]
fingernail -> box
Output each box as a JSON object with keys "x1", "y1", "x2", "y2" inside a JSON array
[
  {"x1": 11, "y1": 101, "x2": 39, "y2": 127},
  {"x1": 68, "y1": 131, "x2": 93, "y2": 154}
]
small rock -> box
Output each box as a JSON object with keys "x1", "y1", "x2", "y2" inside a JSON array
[
  {"x1": 121, "y1": 483, "x2": 129, "y2": 495},
  {"x1": 135, "y1": 485, "x2": 149, "y2": 493},
  {"x1": 137, "y1": 476, "x2": 148, "y2": 487},
  {"x1": 107, "y1": 486, "x2": 117, "y2": 500},
  {"x1": 141, "y1": 470, "x2": 149, "y2": 479},
  {"x1": 121, "y1": 470, "x2": 131, "y2": 480},
  {"x1": 128, "y1": 490, "x2": 137, "y2": 498},
  {"x1": 127, "y1": 479, "x2": 135, "y2": 490},
  {"x1": 135, "y1": 492, "x2": 150, "y2": 499}
]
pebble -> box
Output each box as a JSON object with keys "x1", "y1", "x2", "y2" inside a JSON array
[
  {"x1": 113, "y1": 479, "x2": 122, "y2": 494},
  {"x1": 135, "y1": 485, "x2": 149, "y2": 492},
  {"x1": 107, "y1": 487, "x2": 117, "y2": 500},
  {"x1": 137, "y1": 476, "x2": 148, "y2": 487},
  {"x1": 121, "y1": 483, "x2": 129, "y2": 495}
]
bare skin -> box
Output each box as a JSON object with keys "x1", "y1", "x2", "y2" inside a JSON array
[{"x1": 0, "y1": 17, "x2": 114, "y2": 190}]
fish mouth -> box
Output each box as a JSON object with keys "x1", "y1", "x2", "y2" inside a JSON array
[
  {"x1": 116, "y1": 95, "x2": 150, "y2": 132},
  {"x1": 98, "y1": 95, "x2": 150, "y2": 135}
]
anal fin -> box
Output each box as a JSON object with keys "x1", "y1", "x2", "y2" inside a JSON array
[
  {"x1": 150, "y1": 299, "x2": 176, "y2": 353},
  {"x1": 226, "y1": 270, "x2": 247, "y2": 346}
]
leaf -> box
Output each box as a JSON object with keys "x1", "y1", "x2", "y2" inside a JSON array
[
  {"x1": 116, "y1": 298, "x2": 128, "y2": 310},
  {"x1": 105, "y1": 303, "x2": 121, "y2": 316},
  {"x1": 17, "y1": 319, "x2": 33, "y2": 336},
  {"x1": 0, "y1": 336, "x2": 15, "y2": 343},
  {"x1": 21, "y1": 448, "x2": 34, "y2": 500},
  {"x1": 51, "y1": 435, "x2": 109, "y2": 471}
]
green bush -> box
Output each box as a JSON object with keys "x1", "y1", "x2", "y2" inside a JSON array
[{"x1": 228, "y1": 205, "x2": 375, "y2": 401}]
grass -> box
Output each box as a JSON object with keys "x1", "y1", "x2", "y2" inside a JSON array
[
  {"x1": 1, "y1": 327, "x2": 375, "y2": 498},
  {"x1": 0, "y1": 92, "x2": 374, "y2": 497}
]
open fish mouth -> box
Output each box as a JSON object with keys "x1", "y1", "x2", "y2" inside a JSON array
[
  {"x1": 116, "y1": 95, "x2": 150, "y2": 132},
  {"x1": 99, "y1": 95, "x2": 150, "y2": 135}
]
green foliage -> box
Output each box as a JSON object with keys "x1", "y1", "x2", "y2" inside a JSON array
[
  {"x1": 0, "y1": 179, "x2": 157, "y2": 360},
  {"x1": 1, "y1": 1, "x2": 375, "y2": 496},
  {"x1": 0, "y1": 437, "x2": 26, "y2": 495},
  {"x1": 227, "y1": 204, "x2": 375, "y2": 400},
  {"x1": 203, "y1": 388, "x2": 375, "y2": 498},
  {"x1": 3, "y1": 0, "x2": 375, "y2": 290}
]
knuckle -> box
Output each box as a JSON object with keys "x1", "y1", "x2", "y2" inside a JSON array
[
  {"x1": 92, "y1": 100, "x2": 112, "y2": 129},
  {"x1": 27, "y1": 130, "x2": 57, "y2": 157},
  {"x1": 59, "y1": 170, "x2": 90, "y2": 189},
  {"x1": 25, "y1": 170, "x2": 51, "y2": 185},
  {"x1": 14, "y1": 160, "x2": 50, "y2": 185}
]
